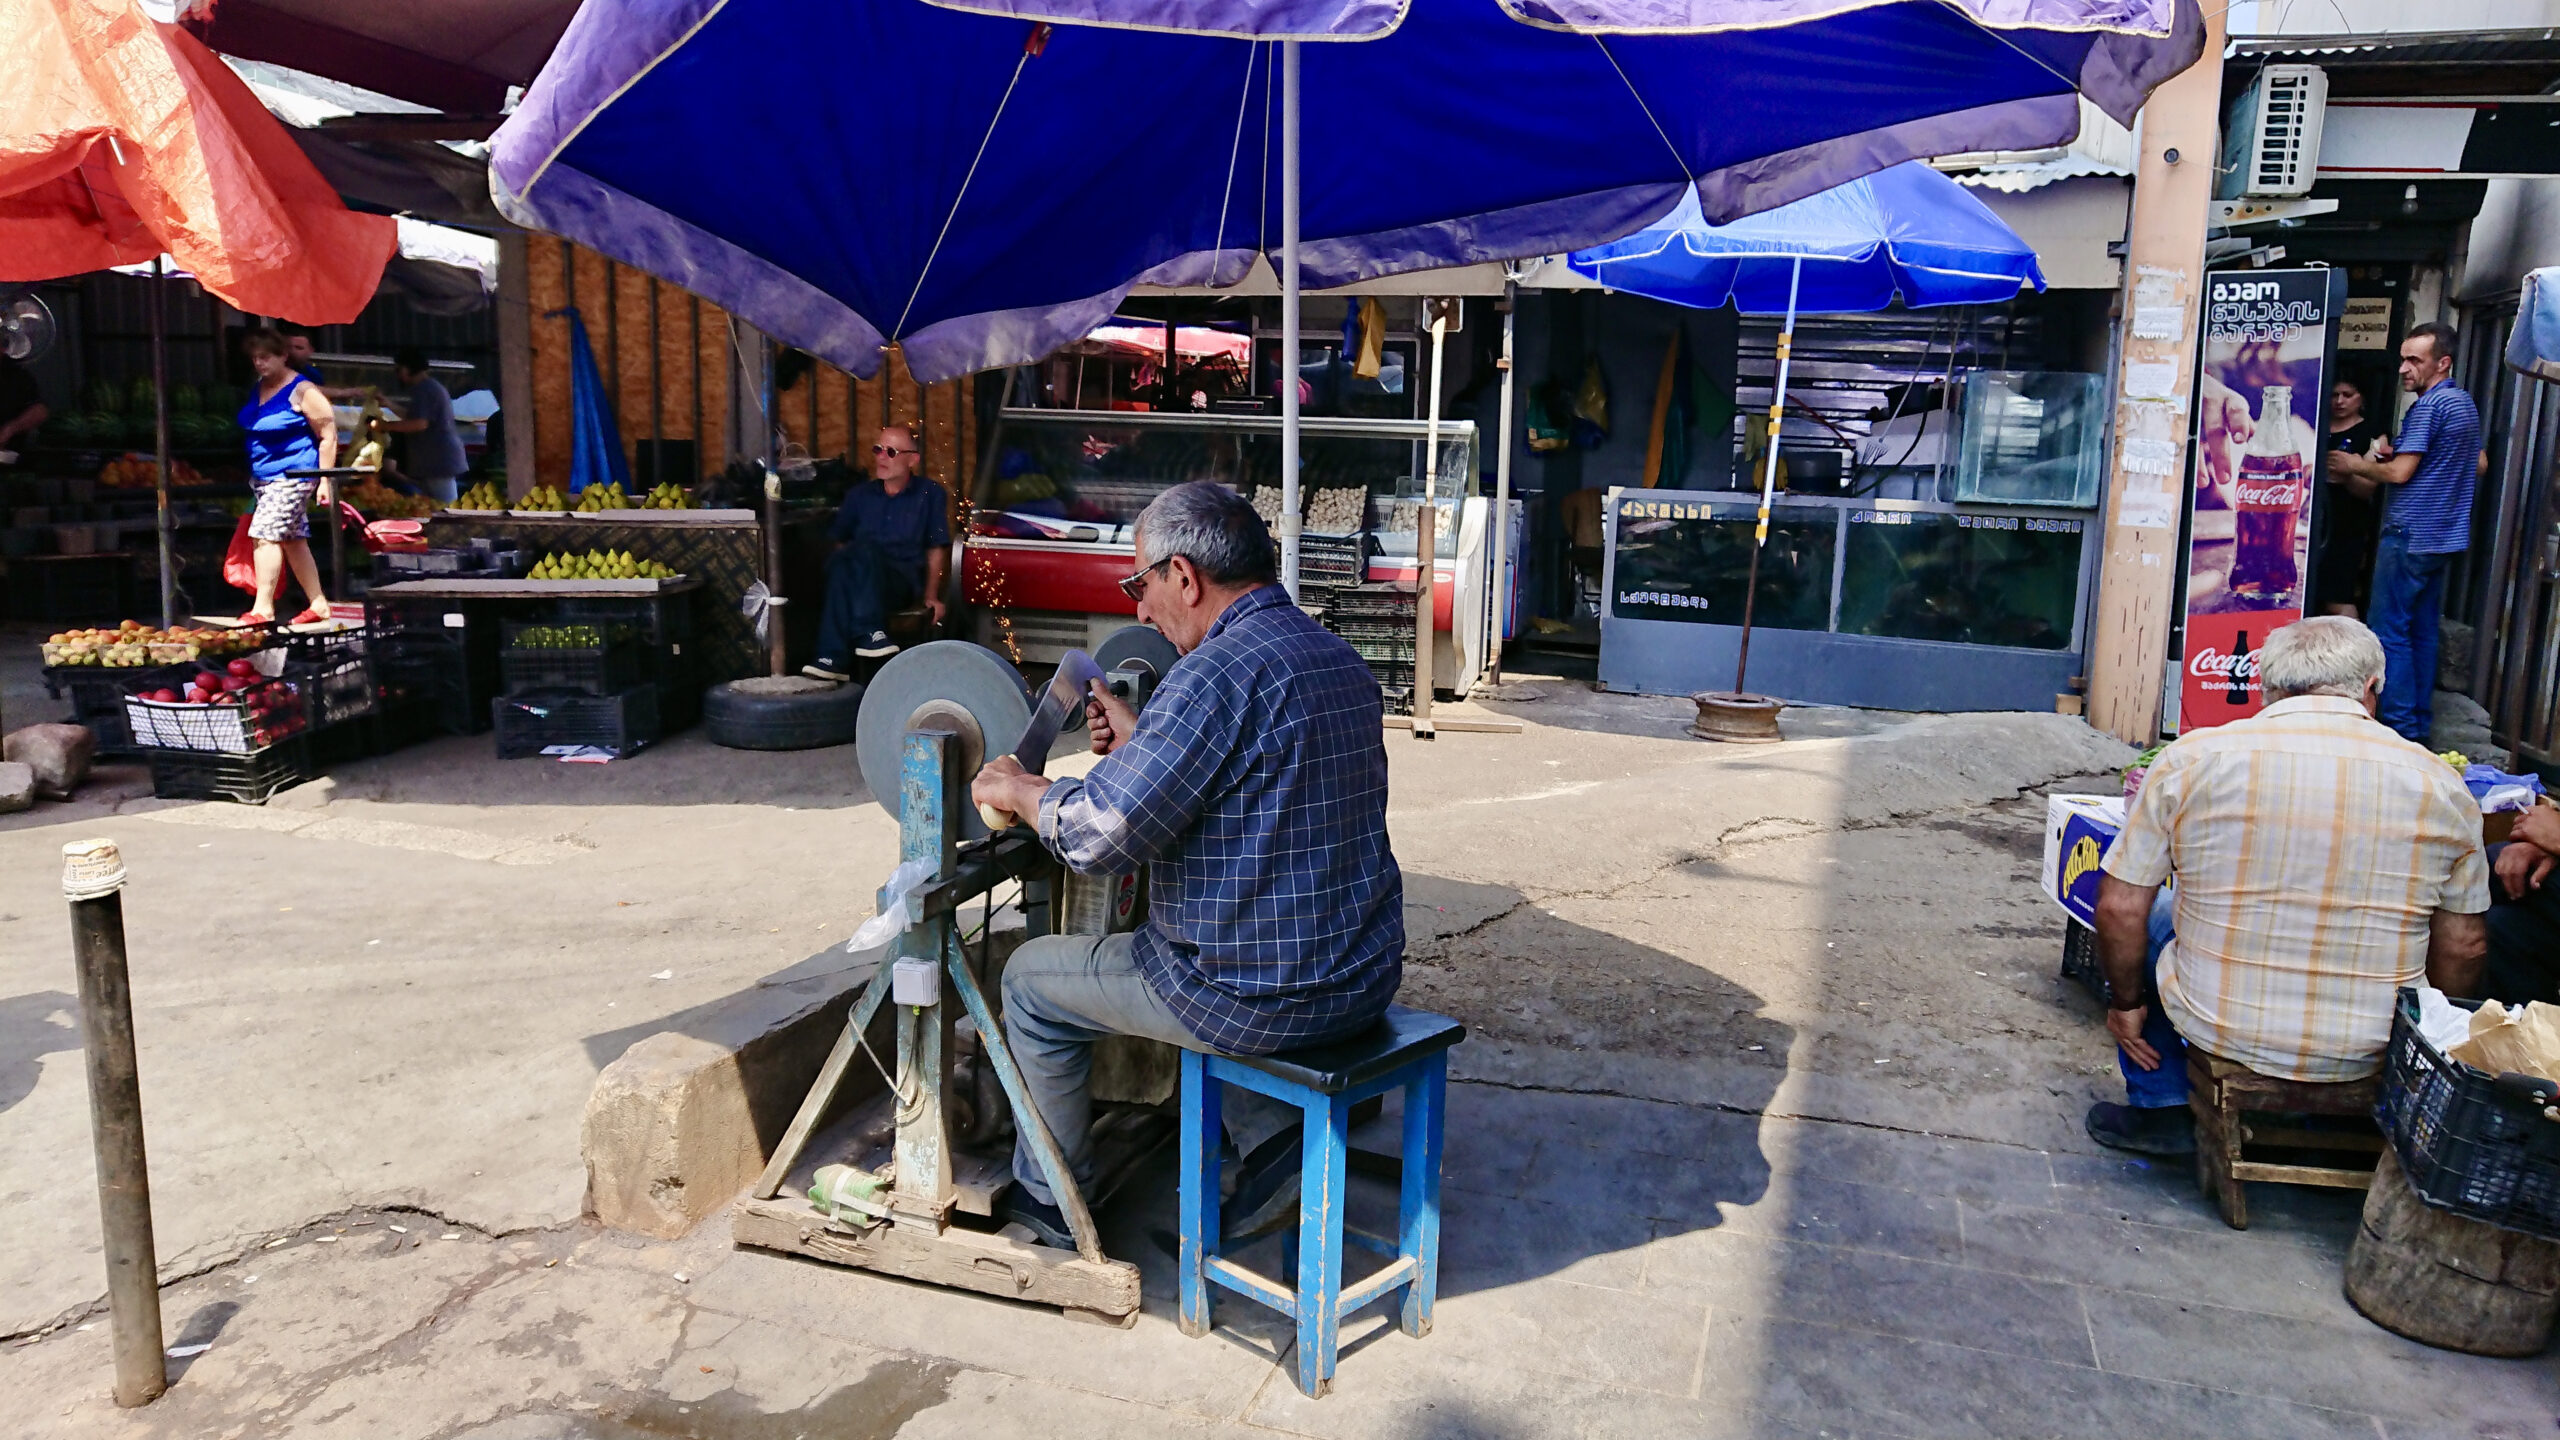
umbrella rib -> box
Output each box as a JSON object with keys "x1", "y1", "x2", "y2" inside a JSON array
[
  {"x1": 1208, "y1": 43, "x2": 1259, "y2": 286},
  {"x1": 891, "y1": 44, "x2": 1040, "y2": 341},
  {"x1": 1942, "y1": 7, "x2": 2079, "y2": 95},
  {"x1": 1588, "y1": 36, "x2": 1693, "y2": 188}
]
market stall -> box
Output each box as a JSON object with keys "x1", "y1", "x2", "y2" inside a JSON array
[
  {"x1": 1558, "y1": 164, "x2": 2100, "y2": 714},
  {"x1": 966, "y1": 407, "x2": 1519, "y2": 696}
]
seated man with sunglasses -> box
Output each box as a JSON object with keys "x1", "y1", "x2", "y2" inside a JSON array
[
  {"x1": 803, "y1": 425, "x2": 950, "y2": 681},
  {"x1": 970, "y1": 480, "x2": 1404, "y2": 1249}
]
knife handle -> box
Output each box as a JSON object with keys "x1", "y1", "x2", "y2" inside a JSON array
[{"x1": 978, "y1": 802, "x2": 1016, "y2": 830}]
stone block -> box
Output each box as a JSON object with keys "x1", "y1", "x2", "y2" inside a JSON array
[
  {"x1": 0, "y1": 761, "x2": 33, "y2": 814},
  {"x1": 4, "y1": 722, "x2": 96, "y2": 799},
  {"x1": 583, "y1": 924, "x2": 1031, "y2": 1239}
]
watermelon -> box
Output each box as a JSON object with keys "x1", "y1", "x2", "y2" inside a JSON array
[
  {"x1": 170, "y1": 383, "x2": 202, "y2": 416},
  {"x1": 84, "y1": 380, "x2": 121, "y2": 414}
]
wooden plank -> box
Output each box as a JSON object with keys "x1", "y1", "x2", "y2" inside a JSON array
[
  {"x1": 2084, "y1": 3, "x2": 2226, "y2": 744},
  {"x1": 2228, "y1": 1162, "x2": 2374, "y2": 1189},
  {"x1": 529, "y1": 236, "x2": 572, "y2": 493},
  {"x1": 496, "y1": 233, "x2": 537, "y2": 500},
  {"x1": 2240, "y1": 1126, "x2": 2385, "y2": 1154},
  {"x1": 731, "y1": 1195, "x2": 1142, "y2": 1316},
  {"x1": 366, "y1": 576, "x2": 704, "y2": 598}
]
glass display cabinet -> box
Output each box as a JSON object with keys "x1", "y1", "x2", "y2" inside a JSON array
[{"x1": 967, "y1": 409, "x2": 1507, "y2": 685}]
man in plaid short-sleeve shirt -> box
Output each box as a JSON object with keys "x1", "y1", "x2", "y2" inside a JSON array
[
  {"x1": 2084, "y1": 616, "x2": 2488, "y2": 1157},
  {"x1": 973, "y1": 482, "x2": 1402, "y2": 1247}
]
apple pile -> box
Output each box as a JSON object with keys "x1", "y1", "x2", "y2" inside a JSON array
[{"x1": 144, "y1": 659, "x2": 266, "y2": 707}]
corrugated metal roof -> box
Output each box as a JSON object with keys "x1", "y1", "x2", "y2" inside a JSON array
[{"x1": 2228, "y1": 28, "x2": 2560, "y2": 65}]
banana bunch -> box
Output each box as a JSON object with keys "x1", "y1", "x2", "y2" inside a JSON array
[
  {"x1": 575, "y1": 482, "x2": 632, "y2": 513},
  {"x1": 640, "y1": 482, "x2": 691, "y2": 510},
  {"x1": 455, "y1": 480, "x2": 506, "y2": 510},
  {"x1": 526, "y1": 548, "x2": 676, "y2": 581},
  {"x1": 518, "y1": 483, "x2": 569, "y2": 511}
]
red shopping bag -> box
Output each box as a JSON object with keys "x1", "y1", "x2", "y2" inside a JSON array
[{"x1": 222, "y1": 515, "x2": 257, "y2": 594}]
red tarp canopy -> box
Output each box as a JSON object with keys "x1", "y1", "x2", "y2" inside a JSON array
[{"x1": 0, "y1": 0, "x2": 396, "y2": 323}]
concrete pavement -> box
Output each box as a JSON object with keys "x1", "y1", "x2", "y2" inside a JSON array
[{"x1": 4, "y1": 635, "x2": 2553, "y2": 1436}]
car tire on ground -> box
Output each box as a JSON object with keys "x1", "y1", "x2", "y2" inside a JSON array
[{"x1": 702, "y1": 676, "x2": 865, "y2": 751}]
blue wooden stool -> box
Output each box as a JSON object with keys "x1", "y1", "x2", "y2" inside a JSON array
[{"x1": 1177, "y1": 1005, "x2": 1465, "y2": 1397}]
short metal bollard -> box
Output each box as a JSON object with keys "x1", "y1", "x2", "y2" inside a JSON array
[{"x1": 63, "y1": 838, "x2": 166, "y2": 1407}]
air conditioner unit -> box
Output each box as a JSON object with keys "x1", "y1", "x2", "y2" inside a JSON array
[{"x1": 2217, "y1": 65, "x2": 2328, "y2": 200}]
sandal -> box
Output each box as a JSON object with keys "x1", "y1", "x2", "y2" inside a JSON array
[{"x1": 288, "y1": 608, "x2": 330, "y2": 625}]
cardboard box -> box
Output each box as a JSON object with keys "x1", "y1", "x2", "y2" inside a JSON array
[{"x1": 2041, "y1": 794, "x2": 2125, "y2": 927}]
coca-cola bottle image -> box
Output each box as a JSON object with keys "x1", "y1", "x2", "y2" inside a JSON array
[
  {"x1": 2227, "y1": 630, "x2": 2251, "y2": 706},
  {"x1": 2229, "y1": 384, "x2": 2307, "y2": 601}
]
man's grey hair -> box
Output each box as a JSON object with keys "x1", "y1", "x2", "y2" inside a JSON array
[
  {"x1": 2259, "y1": 616, "x2": 2386, "y2": 702},
  {"x1": 1136, "y1": 481, "x2": 1277, "y2": 586}
]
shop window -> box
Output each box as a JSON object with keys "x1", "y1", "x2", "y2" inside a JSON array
[
  {"x1": 1837, "y1": 511, "x2": 2082, "y2": 650},
  {"x1": 1609, "y1": 503, "x2": 1833, "y2": 631}
]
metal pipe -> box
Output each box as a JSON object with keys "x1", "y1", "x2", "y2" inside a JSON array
[
  {"x1": 1278, "y1": 38, "x2": 1303, "y2": 601},
  {"x1": 2476, "y1": 366, "x2": 2537, "y2": 700},
  {"x1": 63, "y1": 839, "x2": 165, "y2": 1408},
  {"x1": 149, "y1": 260, "x2": 173, "y2": 628},
  {"x1": 648, "y1": 278, "x2": 663, "y2": 492},
  {"x1": 1490, "y1": 283, "x2": 1516, "y2": 685},
  {"x1": 1415, "y1": 304, "x2": 1447, "y2": 727},
  {"x1": 1734, "y1": 257, "x2": 1802, "y2": 698}
]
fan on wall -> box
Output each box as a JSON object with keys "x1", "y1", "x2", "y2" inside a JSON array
[{"x1": 1, "y1": 291, "x2": 57, "y2": 362}]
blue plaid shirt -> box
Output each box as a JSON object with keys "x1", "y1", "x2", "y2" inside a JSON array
[{"x1": 1038, "y1": 585, "x2": 1403, "y2": 1054}]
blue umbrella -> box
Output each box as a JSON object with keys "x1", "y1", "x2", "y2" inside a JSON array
[
  {"x1": 1567, "y1": 162, "x2": 2047, "y2": 701},
  {"x1": 555, "y1": 308, "x2": 632, "y2": 496},
  {"x1": 1565, "y1": 161, "x2": 2047, "y2": 313},
  {"x1": 492, "y1": 0, "x2": 2197, "y2": 591}
]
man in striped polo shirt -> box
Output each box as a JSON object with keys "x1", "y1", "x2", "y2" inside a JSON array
[{"x1": 2325, "y1": 321, "x2": 2482, "y2": 744}]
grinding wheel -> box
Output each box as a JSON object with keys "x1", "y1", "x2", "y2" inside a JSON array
[
  {"x1": 1094, "y1": 623, "x2": 1181, "y2": 706},
  {"x1": 856, "y1": 640, "x2": 1033, "y2": 838}
]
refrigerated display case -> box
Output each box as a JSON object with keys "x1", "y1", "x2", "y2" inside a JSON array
[{"x1": 966, "y1": 409, "x2": 1514, "y2": 691}]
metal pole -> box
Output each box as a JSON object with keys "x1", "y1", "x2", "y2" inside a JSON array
[
  {"x1": 1490, "y1": 283, "x2": 1516, "y2": 685},
  {"x1": 62, "y1": 839, "x2": 165, "y2": 1408},
  {"x1": 1734, "y1": 258, "x2": 1801, "y2": 698},
  {"x1": 150, "y1": 261, "x2": 173, "y2": 628},
  {"x1": 1414, "y1": 306, "x2": 1446, "y2": 735},
  {"x1": 764, "y1": 466, "x2": 788, "y2": 677},
  {"x1": 1278, "y1": 38, "x2": 1303, "y2": 601}
]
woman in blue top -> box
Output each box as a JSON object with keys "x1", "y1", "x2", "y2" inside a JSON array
[{"x1": 237, "y1": 329, "x2": 339, "y2": 622}]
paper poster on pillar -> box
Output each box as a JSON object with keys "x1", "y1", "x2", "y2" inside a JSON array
[{"x1": 2179, "y1": 267, "x2": 2340, "y2": 728}]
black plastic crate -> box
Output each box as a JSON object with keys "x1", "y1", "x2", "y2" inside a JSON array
[
  {"x1": 553, "y1": 590, "x2": 696, "y2": 647},
  {"x1": 493, "y1": 685, "x2": 662, "y2": 758},
  {"x1": 47, "y1": 661, "x2": 198, "y2": 757},
  {"x1": 277, "y1": 624, "x2": 371, "y2": 669},
  {"x1": 500, "y1": 620, "x2": 641, "y2": 697},
  {"x1": 2380, "y1": 988, "x2": 2560, "y2": 1241},
  {"x1": 375, "y1": 640, "x2": 492, "y2": 736},
  {"x1": 290, "y1": 654, "x2": 379, "y2": 730},
  {"x1": 2059, "y1": 919, "x2": 2112, "y2": 1005},
  {"x1": 146, "y1": 737, "x2": 312, "y2": 804}
]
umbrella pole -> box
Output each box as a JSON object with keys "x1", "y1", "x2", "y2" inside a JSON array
[
  {"x1": 150, "y1": 259, "x2": 173, "y2": 629},
  {"x1": 1491, "y1": 281, "x2": 1515, "y2": 685},
  {"x1": 1734, "y1": 257, "x2": 1801, "y2": 698},
  {"x1": 1278, "y1": 38, "x2": 1302, "y2": 601}
]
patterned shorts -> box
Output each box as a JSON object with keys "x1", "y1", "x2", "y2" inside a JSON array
[{"x1": 247, "y1": 478, "x2": 314, "y2": 542}]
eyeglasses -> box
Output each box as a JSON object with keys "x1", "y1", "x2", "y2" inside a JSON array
[
  {"x1": 871, "y1": 445, "x2": 917, "y2": 457},
  {"x1": 1117, "y1": 556, "x2": 1172, "y2": 602}
]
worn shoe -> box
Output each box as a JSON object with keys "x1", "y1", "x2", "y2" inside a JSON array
[
  {"x1": 801, "y1": 660, "x2": 850, "y2": 683},
  {"x1": 853, "y1": 630, "x2": 900, "y2": 659},
  {"x1": 2084, "y1": 1101, "x2": 2195, "y2": 1157},
  {"x1": 1225, "y1": 1125, "x2": 1306, "y2": 1241},
  {"x1": 1001, "y1": 1189, "x2": 1076, "y2": 1250}
]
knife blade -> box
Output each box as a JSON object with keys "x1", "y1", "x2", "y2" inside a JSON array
[{"x1": 981, "y1": 649, "x2": 1107, "y2": 829}]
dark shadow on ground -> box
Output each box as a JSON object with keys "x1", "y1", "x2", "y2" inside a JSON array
[{"x1": 0, "y1": 990, "x2": 78, "y2": 1113}]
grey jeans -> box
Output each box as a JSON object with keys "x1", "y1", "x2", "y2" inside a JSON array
[{"x1": 1001, "y1": 932, "x2": 1295, "y2": 1207}]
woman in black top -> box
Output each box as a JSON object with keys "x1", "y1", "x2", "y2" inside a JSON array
[{"x1": 2316, "y1": 376, "x2": 2390, "y2": 617}]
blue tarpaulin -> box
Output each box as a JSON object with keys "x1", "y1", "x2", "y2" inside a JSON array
[
  {"x1": 491, "y1": 0, "x2": 2200, "y2": 384},
  {"x1": 556, "y1": 309, "x2": 631, "y2": 495},
  {"x1": 1565, "y1": 161, "x2": 2048, "y2": 313}
]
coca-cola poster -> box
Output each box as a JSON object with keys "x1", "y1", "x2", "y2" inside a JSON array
[{"x1": 2179, "y1": 267, "x2": 2343, "y2": 728}]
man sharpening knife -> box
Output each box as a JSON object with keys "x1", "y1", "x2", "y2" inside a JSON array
[{"x1": 970, "y1": 480, "x2": 1404, "y2": 1249}]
